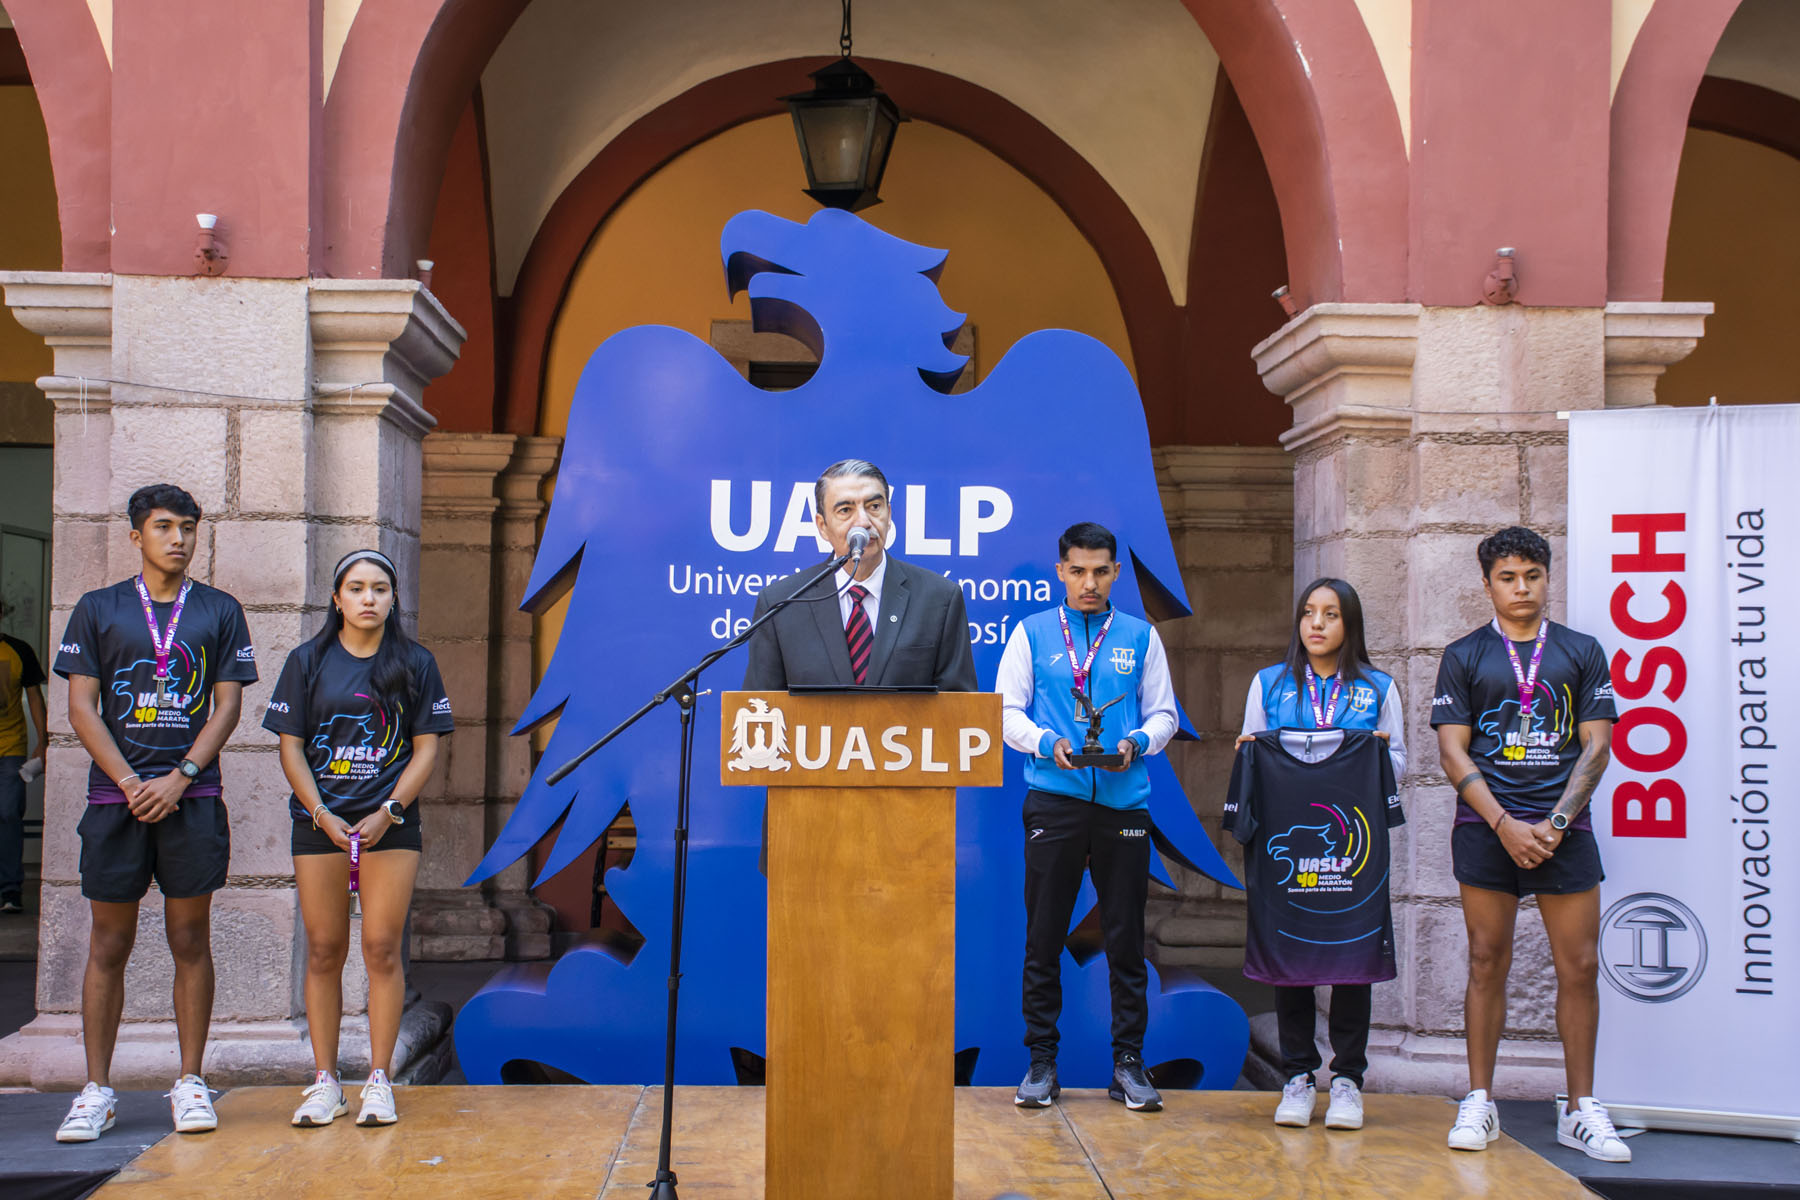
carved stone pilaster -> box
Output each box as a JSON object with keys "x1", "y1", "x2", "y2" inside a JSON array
[{"x1": 1602, "y1": 301, "x2": 1712, "y2": 408}]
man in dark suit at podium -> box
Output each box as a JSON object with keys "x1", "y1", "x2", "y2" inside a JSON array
[{"x1": 742, "y1": 459, "x2": 977, "y2": 693}]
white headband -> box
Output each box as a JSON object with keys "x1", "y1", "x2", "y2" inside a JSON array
[{"x1": 333, "y1": 549, "x2": 397, "y2": 581}]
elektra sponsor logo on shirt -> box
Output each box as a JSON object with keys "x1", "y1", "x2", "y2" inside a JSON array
[
  {"x1": 237, "y1": 646, "x2": 256, "y2": 660},
  {"x1": 431, "y1": 697, "x2": 452, "y2": 715}
]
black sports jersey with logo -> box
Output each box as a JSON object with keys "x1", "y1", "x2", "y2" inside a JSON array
[
  {"x1": 54, "y1": 579, "x2": 258, "y2": 793},
  {"x1": 1223, "y1": 729, "x2": 1404, "y2": 986},
  {"x1": 1429, "y1": 620, "x2": 1617, "y2": 830},
  {"x1": 263, "y1": 637, "x2": 454, "y2": 821}
]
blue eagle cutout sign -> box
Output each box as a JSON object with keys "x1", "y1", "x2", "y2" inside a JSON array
[{"x1": 454, "y1": 209, "x2": 1249, "y2": 1090}]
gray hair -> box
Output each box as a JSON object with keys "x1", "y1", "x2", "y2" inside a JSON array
[{"x1": 813, "y1": 459, "x2": 890, "y2": 515}]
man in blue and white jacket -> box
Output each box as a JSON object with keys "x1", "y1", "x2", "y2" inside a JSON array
[{"x1": 996, "y1": 522, "x2": 1177, "y2": 1113}]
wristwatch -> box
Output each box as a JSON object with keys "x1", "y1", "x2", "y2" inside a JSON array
[
  {"x1": 177, "y1": 759, "x2": 200, "y2": 780},
  {"x1": 1550, "y1": 811, "x2": 1570, "y2": 831},
  {"x1": 382, "y1": 799, "x2": 405, "y2": 826}
]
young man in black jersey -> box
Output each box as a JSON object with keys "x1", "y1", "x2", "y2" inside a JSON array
[
  {"x1": 51, "y1": 485, "x2": 258, "y2": 1142},
  {"x1": 1431, "y1": 526, "x2": 1629, "y2": 1163}
]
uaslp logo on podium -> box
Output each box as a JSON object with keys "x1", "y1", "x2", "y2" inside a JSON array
[
  {"x1": 728, "y1": 698, "x2": 791, "y2": 772},
  {"x1": 724, "y1": 695, "x2": 993, "y2": 777}
]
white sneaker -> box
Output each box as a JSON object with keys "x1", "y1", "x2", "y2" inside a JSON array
[
  {"x1": 1325, "y1": 1076, "x2": 1364, "y2": 1130},
  {"x1": 168, "y1": 1074, "x2": 218, "y2": 1133},
  {"x1": 1273, "y1": 1074, "x2": 1316, "y2": 1127},
  {"x1": 1447, "y1": 1088, "x2": 1500, "y2": 1150},
  {"x1": 1558, "y1": 1097, "x2": 1631, "y2": 1163},
  {"x1": 55, "y1": 1082, "x2": 117, "y2": 1142},
  {"x1": 357, "y1": 1069, "x2": 397, "y2": 1126},
  {"x1": 292, "y1": 1071, "x2": 348, "y2": 1127}
]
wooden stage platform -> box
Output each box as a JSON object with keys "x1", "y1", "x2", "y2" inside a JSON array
[{"x1": 93, "y1": 1085, "x2": 1592, "y2": 1198}]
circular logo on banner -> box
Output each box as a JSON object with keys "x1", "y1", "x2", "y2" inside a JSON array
[{"x1": 1599, "y1": 892, "x2": 1708, "y2": 1003}]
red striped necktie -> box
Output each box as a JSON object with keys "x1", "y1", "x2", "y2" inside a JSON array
[{"x1": 845, "y1": 583, "x2": 873, "y2": 684}]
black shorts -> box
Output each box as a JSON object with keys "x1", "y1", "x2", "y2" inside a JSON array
[
  {"x1": 291, "y1": 809, "x2": 423, "y2": 856},
  {"x1": 1452, "y1": 821, "x2": 1604, "y2": 897},
  {"x1": 78, "y1": 797, "x2": 231, "y2": 903}
]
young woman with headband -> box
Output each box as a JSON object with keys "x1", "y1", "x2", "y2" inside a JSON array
[{"x1": 263, "y1": 549, "x2": 453, "y2": 1127}]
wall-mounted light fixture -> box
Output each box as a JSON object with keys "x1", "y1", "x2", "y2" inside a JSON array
[
  {"x1": 1272, "y1": 285, "x2": 1299, "y2": 319},
  {"x1": 195, "y1": 213, "x2": 227, "y2": 276},
  {"x1": 1482, "y1": 247, "x2": 1518, "y2": 305},
  {"x1": 416, "y1": 259, "x2": 435, "y2": 290}
]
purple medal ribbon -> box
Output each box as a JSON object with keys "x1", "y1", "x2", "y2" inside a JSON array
[
  {"x1": 1058, "y1": 606, "x2": 1116, "y2": 693},
  {"x1": 132, "y1": 574, "x2": 192, "y2": 702},
  {"x1": 1494, "y1": 618, "x2": 1548, "y2": 761},
  {"x1": 1303, "y1": 663, "x2": 1344, "y2": 729},
  {"x1": 348, "y1": 829, "x2": 361, "y2": 913}
]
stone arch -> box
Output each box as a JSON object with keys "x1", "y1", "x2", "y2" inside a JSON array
[
  {"x1": 323, "y1": 0, "x2": 530, "y2": 278},
  {"x1": 327, "y1": 0, "x2": 1409, "y2": 325},
  {"x1": 1182, "y1": 0, "x2": 1410, "y2": 306},
  {"x1": 1608, "y1": 0, "x2": 1744, "y2": 301},
  {"x1": 2, "y1": 0, "x2": 110, "y2": 271},
  {"x1": 1689, "y1": 77, "x2": 1800, "y2": 163},
  {"x1": 496, "y1": 58, "x2": 1178, "y2": 439}
]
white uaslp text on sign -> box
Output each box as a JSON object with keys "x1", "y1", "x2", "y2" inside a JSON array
[{"x1": 708, "y1": 479, "x2": 1013, "y2": 556}]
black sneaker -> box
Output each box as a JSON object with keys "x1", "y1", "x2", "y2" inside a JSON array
[
  {"x1": 1109, "y1": 1054, "x2": 1162, "y2": 1112},
  {"x1": 1014, "y1": 1060, "x2": 1059, "y2": 1107},
  {"x1": 0, "y1": 894, "x2": 22, "y2": 915}
]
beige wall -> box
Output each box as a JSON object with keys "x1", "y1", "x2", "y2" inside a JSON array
[
  {"x1": 533, "y1": 114, "x2": 1135, "y2": 716},
  {"x1": 0, "y1": 87, "x2": 60, "y2": 387},
  {"x1": 1658, "y1": 130, "x2": 1800, "y2": 407}
]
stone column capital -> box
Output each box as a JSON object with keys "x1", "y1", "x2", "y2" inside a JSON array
[
  {"x1": 498, "y1": 436, "x2": 563, "y2": 519},
  {"x1": 421, "y1": 432, "x2": 520, "y2": 518},
  {"x1": 1603, "y1": 301, "x2": 1712, "y2": 408},
  {"x1": 1155, "y1": 447, "x2": 1293, "y2": 532},
  {"x1": 1251, "y1": 303, "x2": 1421, "y2": 452},
  {"x1": 0, "y1": 271, "x2": 115, "y2": 403},
  {"x1": 309, "y1": 279, "x2": 467, "y2": 438}
]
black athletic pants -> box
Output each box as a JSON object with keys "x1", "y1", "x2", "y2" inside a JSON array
[
  {"x1": 1021, "y1": 789, "x2": 1151, "y2": 1064},
  {"x1": 1274, "y1": 983, "x2": 1371, "y2": 1087}
]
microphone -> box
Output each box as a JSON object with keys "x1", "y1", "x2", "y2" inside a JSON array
[{"x1": 847, "y1": 526, "x2": 872, "y2": 571}]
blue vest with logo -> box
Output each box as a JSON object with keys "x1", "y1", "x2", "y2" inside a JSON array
[
  {"x1": 1252, "y1": 662, "x2": 1390, "y2": 732},
  {"x1": 1018, "y1": 604, "x2": 1158, "y2": 811}
]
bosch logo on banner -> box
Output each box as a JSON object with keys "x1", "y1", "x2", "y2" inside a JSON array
[
  {"x1": 1600, "y1": 892, "x2": 1708, "y2": 1003},
  {"x1": 1606, "y1": 513, "x2": 1689, "y2": 838}
]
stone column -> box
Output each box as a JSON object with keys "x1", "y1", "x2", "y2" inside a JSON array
[
  {"x1": 1148, "y1": 447, "x2": 1292, "y2": 971},
  {"x1": 1252, "y1": 301, "x2": 1706, "y2": 1098},
  {"x1": 411, "y1": 432, "x2": 559, "y2": 961},
  {"x1": 488, "y1": 437, "x2": 560, "y2": 959},
  {"x1": 0, "y1": 272, "x2": 462, "y2": 1088}
]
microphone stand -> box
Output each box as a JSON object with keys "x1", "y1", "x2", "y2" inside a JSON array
[{"x1": 544, "y1": 552, "x2": 855, "y2": 1200}]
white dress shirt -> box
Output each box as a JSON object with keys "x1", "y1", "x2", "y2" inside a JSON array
[{"x1": 835, "y1": 554, "x2": 887, "y2": 632}]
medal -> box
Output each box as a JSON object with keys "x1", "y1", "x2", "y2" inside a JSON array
[
  {"x1": 133, "y1": 575, "x2": 191, "y2": 708},
  {"x1": 1494, "y1": 618, "x2": 1547, "y2": 763},
  {"x1": 1303, "y1": 663, "x2": 1344, "y2": 729},
  {"x1": 1058, "y1": 606, "x2": 1116, "y2": 694}
]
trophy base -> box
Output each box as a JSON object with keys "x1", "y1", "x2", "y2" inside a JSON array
[{"x1": 1067, "y1": 752, "x2": 1125, "y2": 768}]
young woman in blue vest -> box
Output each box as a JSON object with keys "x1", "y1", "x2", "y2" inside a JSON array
[{"x1": 1236, "y1": 577, "x2": 1406, "y2": 1131}]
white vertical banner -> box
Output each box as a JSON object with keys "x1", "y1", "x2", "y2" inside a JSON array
[{"x1": 1569, "y1": 403, "x2": 1800, "y2": 1136}]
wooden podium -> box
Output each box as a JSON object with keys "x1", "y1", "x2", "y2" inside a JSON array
[{"x1": 720, "y1": 690, "x2": 1002, "y2": 1200}]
